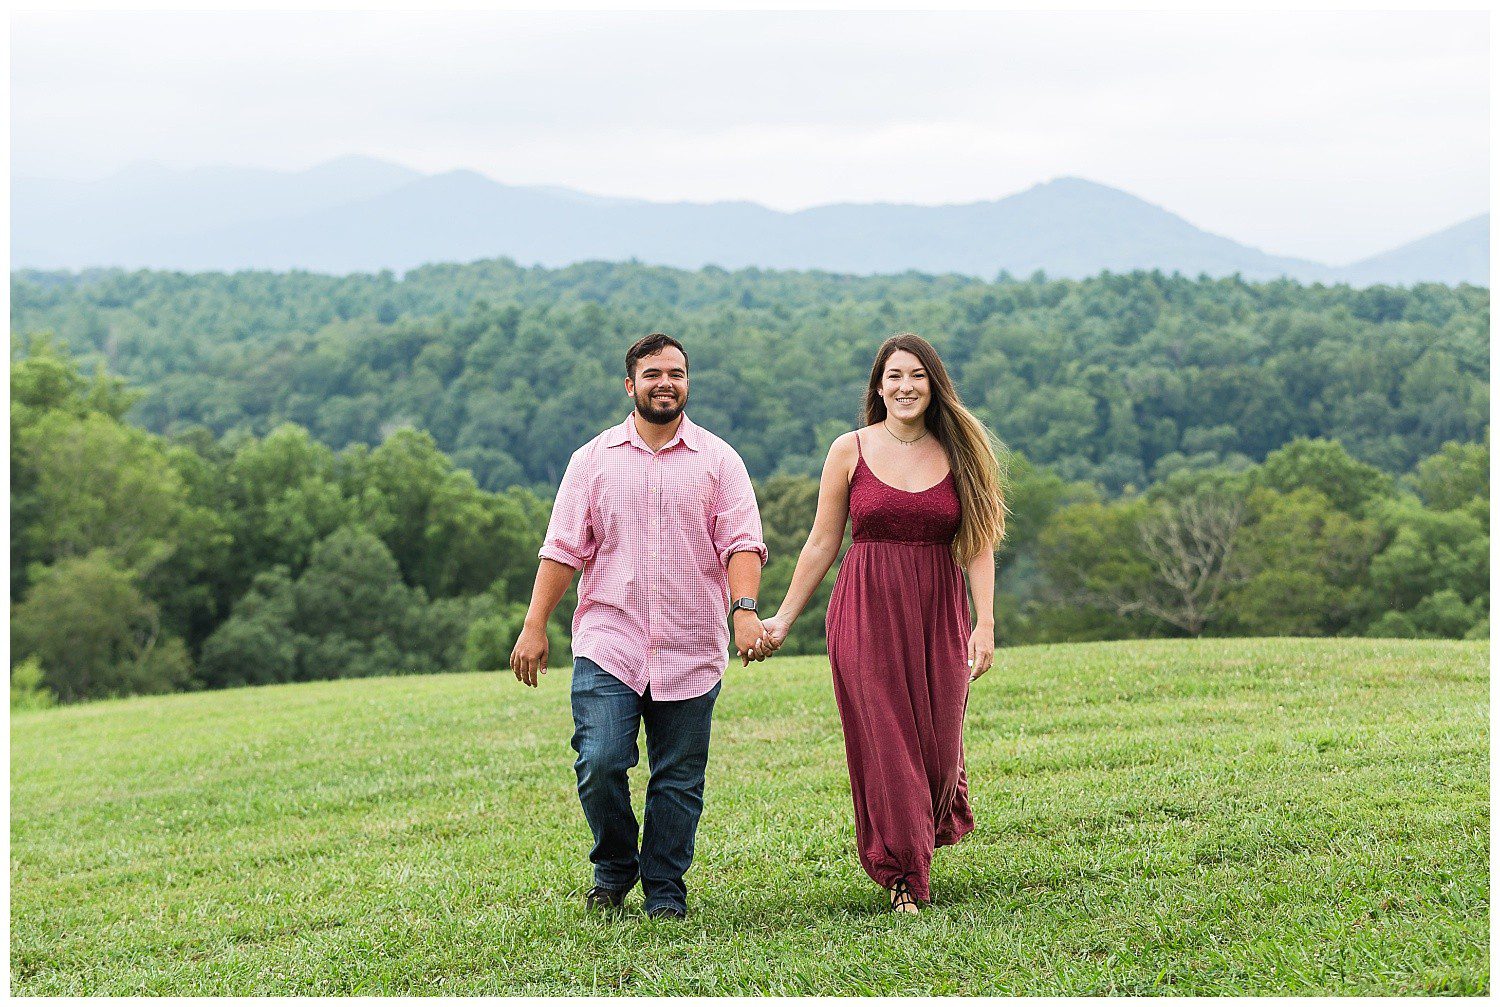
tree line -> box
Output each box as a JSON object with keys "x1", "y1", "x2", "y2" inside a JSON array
[
  {"x1": 10, "y1": 331, "x2": 1487, "y2": 706},
  {"x1": 11, "y1": 338, "x2": 564, "y2": 705},
  {"x1": 12, "y1": 262, "x2": 1488, "y2": 496}
]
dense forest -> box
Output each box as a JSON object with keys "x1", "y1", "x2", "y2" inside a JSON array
[
  {"x1": 13, "y1": 262, "x2": 1488, "y2": 492},
  {"x1": 9, "y1": 262, "x2": 1490, "y2": 705}
]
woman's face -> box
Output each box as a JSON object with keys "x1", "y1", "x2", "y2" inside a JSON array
[{"x1": 880, "y1": 349, "x2": 931, "y2": 423}]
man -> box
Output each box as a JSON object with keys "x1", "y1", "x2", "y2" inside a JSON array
[{"x1": 509, "y1": 332, "x2": 770, "y2": 920}]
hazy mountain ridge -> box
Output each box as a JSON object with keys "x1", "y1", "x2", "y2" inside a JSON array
[
  {"x1": 12, "y1": 157, "x2": 1487, "y2": 286},
  {"x1": 1338, "y1": 215, "x2": 1488, "y2": 287}
]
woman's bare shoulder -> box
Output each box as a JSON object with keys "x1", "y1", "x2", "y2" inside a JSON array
[
  {"x1": 827, "y1": 430, "x2": 866, "y2": 457},
  {"x1": 824, "y1": 431, "x2": 862, "y2": 476}
]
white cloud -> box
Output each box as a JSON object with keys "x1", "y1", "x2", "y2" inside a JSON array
[{"x1": 11, "y1": 10, "x2": 1488, "y2": 262}]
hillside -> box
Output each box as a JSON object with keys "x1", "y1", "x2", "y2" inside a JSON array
[
  {"x1": 11, "y1": 638, "x2": 1488, "y2": 995},
  {"x1": 1341, "y1": 214, "x2": 1490, "y2": 287}
]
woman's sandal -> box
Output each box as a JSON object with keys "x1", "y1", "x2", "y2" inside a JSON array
[{"x1": 888, "y1": 877, "x2": 920, "y2": 915}]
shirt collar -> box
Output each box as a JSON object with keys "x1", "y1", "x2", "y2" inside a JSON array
[{"x1": 605, "y1": 412, "x2": 701, "y2": 453}]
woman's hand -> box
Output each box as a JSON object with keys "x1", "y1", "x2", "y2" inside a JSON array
[
  {"x1": 755, "y1": 613, "x2": 792, "y2": 658},
  {"x1": 967, "y1": 624, "x2": 995, "y2": 682}
]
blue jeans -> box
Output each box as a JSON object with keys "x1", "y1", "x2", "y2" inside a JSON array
[{"x1": 569, "y1": 656, "x2": 720, "y2": 913}]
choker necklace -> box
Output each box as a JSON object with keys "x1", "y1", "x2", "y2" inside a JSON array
[{"x1": 883, "y1": 420, "x2": 928, "y2": 445}]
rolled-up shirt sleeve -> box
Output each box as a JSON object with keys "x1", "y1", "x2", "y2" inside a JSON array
[
  {"x1": 538, "y1": 448, "x2": 596, "y2": 570},
  {"x1": 710, "y1": 451, "x2": 768, "y2": 568}
]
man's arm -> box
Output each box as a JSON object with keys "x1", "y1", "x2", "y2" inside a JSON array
[
  {"x1": 727, "y1": 550, "x2": 767, "y2": 667},
  {"x1": 513, "y1": 446, "x2": 594, "y2": 688},
  {"x1": 712, "y1": 450, "x2": 770, "y2": 666},
  {"x1": 510, "y1": 558, "x2": 578, "y2": 687}
]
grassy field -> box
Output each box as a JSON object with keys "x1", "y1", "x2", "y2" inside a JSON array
[{"x1": 10, "y1": 637, "x2": 1489, "y2": 995}]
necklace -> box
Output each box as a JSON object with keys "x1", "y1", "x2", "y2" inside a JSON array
[{"x1": 883, "y1": 420, "x2": 928, "y2": 445}]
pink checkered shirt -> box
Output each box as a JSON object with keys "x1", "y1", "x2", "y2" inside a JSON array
[{"x1": 539, "y1": 412, "x2": 768, "y2": 700}]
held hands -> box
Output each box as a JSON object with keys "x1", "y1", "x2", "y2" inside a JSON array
[
  {"x1": 510, "y1": 623, "x2": 550, "y2": 687},
  {"x1": 757, "y1": 613, "x2": 791, "y2": 656},
  {"x1": 733, "y1": 611, "x2": 773, "y2": 667},
  {"x1": 735, "y1": 608, "x2": 797, "y2": 666},
  {"x1": 738, "y1": 612, "x2": 790, "y2": 664},
  {"x1": 967, "y1": 624, "x2": 995, "y2": 682}
]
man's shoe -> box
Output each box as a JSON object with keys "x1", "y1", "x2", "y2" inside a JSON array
[
  {"x1": 646, "y1": 904, "x2": 686, "y2": 920},
  {"x1": 585, "y1": 886, "x2": 628, "y2": 912}
]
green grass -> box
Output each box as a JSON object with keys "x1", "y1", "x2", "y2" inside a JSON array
[{"x1": 11, "y1": 637, "x2": 1489, "y2": 995}]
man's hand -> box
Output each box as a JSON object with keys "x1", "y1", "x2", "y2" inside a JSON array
[
  {"x1": 734, "y1": 612, "x2": 770, "y2": 666},
  {"x1": 510, "y1": 623, "x2": 550, "y2": 687}
]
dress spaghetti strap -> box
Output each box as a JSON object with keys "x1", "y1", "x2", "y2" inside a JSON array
[{"x1": 854, "y1": 431, "x2": 863, "y2": 458}]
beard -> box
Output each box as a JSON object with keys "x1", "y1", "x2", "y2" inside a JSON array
[{"x1": 635, "y1": 386, "x2": 687, "y2": 424}]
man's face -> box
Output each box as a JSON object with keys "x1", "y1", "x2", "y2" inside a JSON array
[{"x1": 626, "y1": 347, "x2": 689, "y2": 424}]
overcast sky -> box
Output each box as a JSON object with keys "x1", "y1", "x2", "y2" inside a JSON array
[{"x1": 12, "y1": 11, "x2": 1489, "y2": 263}]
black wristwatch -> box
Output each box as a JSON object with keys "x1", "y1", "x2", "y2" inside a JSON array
[{"x1": 730, "y1": 597, "x2": 758, "y2": 616}]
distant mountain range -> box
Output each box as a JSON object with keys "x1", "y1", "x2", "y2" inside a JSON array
[{"x1": 12, "y1": 156, "x2": 1488, "y2": 286}]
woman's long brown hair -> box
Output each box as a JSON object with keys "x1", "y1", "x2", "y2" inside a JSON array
[{"x1": 861, "y1": 333, "x2": 1008, "y2": 565}]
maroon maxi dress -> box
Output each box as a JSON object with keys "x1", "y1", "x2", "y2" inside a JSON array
[{"x1": 825, "y1": 433, "x2": 975, "y2": 904}]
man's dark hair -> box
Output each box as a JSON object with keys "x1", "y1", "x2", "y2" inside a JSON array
[{"x1": 626, "y1": 333, "x2": 689, "y2": 380}]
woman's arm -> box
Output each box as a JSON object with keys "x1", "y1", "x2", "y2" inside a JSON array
[
  {"x1": 965, "y1": 545, "x2": 997, "y2": 680},
  {"x1": 764, "y1": 433, "x2": 857, "y2": 633}
]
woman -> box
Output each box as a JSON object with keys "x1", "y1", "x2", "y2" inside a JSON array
[{"x1": 758, "y1": 333, "x2": 1006, "y2": 914}]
